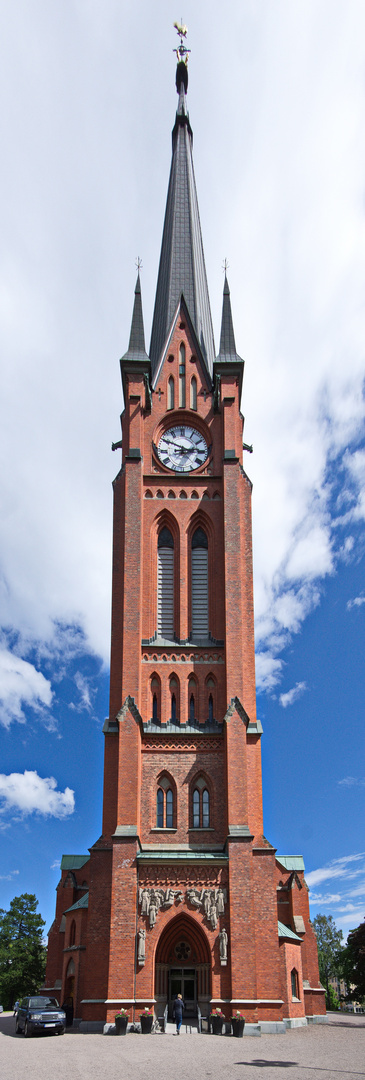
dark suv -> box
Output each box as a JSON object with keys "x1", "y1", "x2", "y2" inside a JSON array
[{"x1": 15, "y1": 996, "x2": 66, "y2": 1037}]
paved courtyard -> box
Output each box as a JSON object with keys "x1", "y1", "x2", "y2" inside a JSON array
[{"x1": 0, "y1": 1011, "x2": 364, "y2": 1080}]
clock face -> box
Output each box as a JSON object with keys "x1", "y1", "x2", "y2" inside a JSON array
[{"x1": 157, "y1": 425, "x2": 209, "y2": 473}]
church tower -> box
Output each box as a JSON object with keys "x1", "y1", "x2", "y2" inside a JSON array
[{"x1": 44, "y1": 35, "x2": 325, "y2": 1033}]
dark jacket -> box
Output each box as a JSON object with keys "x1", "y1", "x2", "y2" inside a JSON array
[{"x1": 173, "y1": 997, "x2": 184, "y2": 1018}]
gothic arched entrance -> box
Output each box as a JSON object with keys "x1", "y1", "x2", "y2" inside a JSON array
[{"x1": 154, "y1": 913, "x2": 211, "y2": 1018}]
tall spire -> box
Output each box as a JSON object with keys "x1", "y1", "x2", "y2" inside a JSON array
[
  {"x1": 121, "y1": 272, "x2": 148, "y2": 362},
  {"x1": 149, "y1": 35, "x2": 215, "y2": 381},
  {"x1": 216, "y1": 273, "x2": 243, "y2": 364}
]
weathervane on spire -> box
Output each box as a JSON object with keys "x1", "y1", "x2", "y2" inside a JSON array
[{"x1": 173, "y1": 20, "x2": 190, "y2": 65}]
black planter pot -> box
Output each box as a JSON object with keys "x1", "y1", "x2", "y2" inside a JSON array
[
  {"x1": 115, "y1": 1015, "x2": 128, "y2": 1035},
  {"x1": 210, "y1": 1015, "x2": 224, "y2": 1035},
  {"x1": 231, "y1": 1017, "x2": 245, "y2": 1038},
  {"x1": 140, "y1": 1014, "x2": 153, "y2": 1034}
]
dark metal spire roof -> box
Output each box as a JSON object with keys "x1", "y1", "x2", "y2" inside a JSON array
[
  {"x1": 149, "y1": 68, "x2": 215, "y2": 380},
  {"x1": 121, "y1": 272, "x2": 149, "y2": 363},
  {"x1": 216, "y1": 273, "x2": 243, "y2": 364}
]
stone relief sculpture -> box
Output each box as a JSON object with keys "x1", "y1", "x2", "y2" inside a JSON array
[
  {"x1": 219, "y1": 927, "x2": 228, "y2": 964},
  {"x1": 138, "y1": 885, "x2": 227, "y2": 929},
  {"x1": 138, "y1": 887, "x2": 183, "y2": 927},
  {"x1": 186, "y1": 887, "x2": 227, "y2": 928},
  {"x1": 137, "y1": 927, "x2": 146, "y2": 964}
]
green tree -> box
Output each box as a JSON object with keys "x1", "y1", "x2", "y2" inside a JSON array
[
  {"x1": 338, "y1": 920, "x2": 365, "y2": 1002},
  {"x1": 312, "y1": 914, "x2": 343, "y2": 995},
  {"x1": 0, "y1": 894, "x2": 46, "y2": 1010},
  {"x1": 326, "y1": 984, "x2": 340, "y2": 1011}
]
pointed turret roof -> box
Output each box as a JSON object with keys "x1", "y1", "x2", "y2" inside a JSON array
[
  {"x1": 149, "y1": 64, "x2": 215, "y2": 381},
  {"x1": 121, "y1": 273, "x2": 148, "y2": 363},
  {"x1": 216, "y1": 274, "x2": 244, "y2": 365}
]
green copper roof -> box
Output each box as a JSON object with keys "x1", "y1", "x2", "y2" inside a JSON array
[
  {"x1": 278, "y1": 920, "x2": 303, "y2": 942},
  {"x1": 64, "y1": 892, "x2": 89, "y2": 914},
  {"x1": 276, "y1": 856, "x2": 305, "y2": 872},
  {"x1": 60, "y1": 855, "x2": 90, "y2": 870}
]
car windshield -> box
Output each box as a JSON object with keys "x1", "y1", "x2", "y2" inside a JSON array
[{"x1": 28, "y1": 997, "x2": 59, "y2": 1009}]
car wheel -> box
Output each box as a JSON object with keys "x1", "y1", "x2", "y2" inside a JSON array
[{"x1": 24, "y1": 1021, "x2": 31, "y2": 1037}]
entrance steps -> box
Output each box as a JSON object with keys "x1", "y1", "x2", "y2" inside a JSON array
[{"x1": 164, "y1": 1019, "x2": 200, "y2": 1035}]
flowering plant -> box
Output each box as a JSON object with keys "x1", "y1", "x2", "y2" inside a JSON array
[
  {"x1": 210, "y1": 1008, "x2": 225, "y2": 1017},
  {"x1": 140, "y1": 1007, "x2": 154, "y2": 1016},
  {"x1": 232, "y1": 1010, "x2": 245, "y2": 1019},
  {"x1": 115, "y1": 1009, "x2": 129, "y2": 1018}
]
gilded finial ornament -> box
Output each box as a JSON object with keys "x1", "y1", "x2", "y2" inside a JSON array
[{"x1": 173, "y1": 20, "x2": 190, "y2": 64}]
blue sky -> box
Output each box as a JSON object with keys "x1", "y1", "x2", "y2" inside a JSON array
[{"x1": 0, "y1": 1, "x2": 364, "y2": 945}]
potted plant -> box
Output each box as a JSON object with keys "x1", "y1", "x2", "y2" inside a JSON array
[
  {"x1": 231, "y1": 1010, "x2": 245, "y2": 1037},
  {"x1": 115, "y1": 1008, "x2": 129, "y2": 1035},
  {"x1": 140, "y1": 1007, "x2": 154, "y2": 1034},
  {"x1": 210, "y1": 1007, "x2": 225, "y2": 1035}
]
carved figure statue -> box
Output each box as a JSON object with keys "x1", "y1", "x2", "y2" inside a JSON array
[
  {"x1": 219, "y1": 928, "x2": 228, "y2": 962},
  {"x1": 138, "y1": 927, "x2": 146, "y2": 963}
]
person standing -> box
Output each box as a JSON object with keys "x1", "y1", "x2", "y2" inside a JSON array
[{"x1": 173, "y1": 992, "x2": 185, "y2": 1034}]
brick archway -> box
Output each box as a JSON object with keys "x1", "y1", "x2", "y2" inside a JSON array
[{"x1": 155, "y1": 912, "x2": 211, "y2": 1012}]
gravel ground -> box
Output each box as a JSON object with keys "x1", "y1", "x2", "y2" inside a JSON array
[{"x1": 1, "y1": 1011, "x2": 364, "y2": 1080}]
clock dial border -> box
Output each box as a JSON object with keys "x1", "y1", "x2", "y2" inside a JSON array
[{"x1": 155, "y1": 423, "x2": 210, "y2": 474}]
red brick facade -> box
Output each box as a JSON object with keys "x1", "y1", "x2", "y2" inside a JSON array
[{"x1": 44, "y1": 66, "x2": 325, "y2": 1033}]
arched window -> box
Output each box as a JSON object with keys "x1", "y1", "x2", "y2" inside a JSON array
[
  {"x1": 151, "y1": 675, "x2": 161, "y2": 723},
  {"x1": 193, "y1": 788, "x2": 200, "y2": 827},
  {"x1": 157, "y1": 787, "x2": 164, "y2": 828},
  {"x1": 190, "y1": 375, "x2": 197, "y2": 410},
  {"x1": 69, "y1": 920, "x2": 76, "y2": 947},
  {"x1": 191, "y1": 527, "x2": 208, "y2": 640},
  {"x1": 166, "y1": 788, "x2": 173, "y2": 828},
  {"x1": 208, "y1": 694, "x2": 213, "y2": 722},
  {"x1": 191, "y1": 777, "x2": 210, "y2": 828},
  {"x1": 202, "y1": 788, "x2": 210, "y2": 828},
  {"x1": 169, "y1": 673, "x2": 179, "y2": 723},
  {"x1": 168, "y1": 375, "x2": 175, "y2": 410},
  {"x1": 158, "y1": 527, "x2": 174, "y2": 639},
  {"x1": 179, "y1": 343, "x2": 186, "y2": 407},
  {"x1": 156, "y1": 776, "x2": 175, "y2": 828},
  {"x1": 291, "y1": 969, "x2": 299, "y2": 1000},
  {"x1": 190, "y1": 694, "x2": 195, "y2": 721}
]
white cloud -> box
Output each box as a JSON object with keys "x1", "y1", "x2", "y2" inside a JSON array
[
  {"x1": 0, "y1": 771, "x2": 75, "y2": 818},
  {"x1": 306, "y1": 852, "x2": 365, "y2": 887},
  {"x1": 73, "y1": 671, "x2": 94, "y2": 713},
  {"x1": 0, "y1": 869, "x2": 19, "y2": 881},
  {"x1": 0, "y1": 4, "x2": 364, "y2": 696},
  {"x1": 347, "y1": 594, "x2": 365, "y2": 610},
  {"x1": 0, "y1": 648, "x2": 53, "y2": 729},
  {"x1": 338, "y1": 776, "x2": 365, "y2": 787},
  {"x1": 50, "y1": 859, "x2": 61, "y2": 870},
  {"x1": 279, "y1": 681, "x2": 307, "y2": 709}
]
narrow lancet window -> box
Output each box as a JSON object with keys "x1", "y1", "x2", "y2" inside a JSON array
[
  {"x1": 191, "y1": 527, "x2": 208, "y2": 640},
  {"x1": 157, "y1": 527, "x2": 174, "y2": 639},
  {"x1": 190, "y1": 375, "x2": 197, "y2": 410},
  {"x1": 179, "y1": 343, "x2": 186, "y2": 407},
  {"x1": 168, "y1": 375, "x2": 175, "y2": 410}
]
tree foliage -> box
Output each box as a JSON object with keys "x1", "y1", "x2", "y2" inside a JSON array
[
  {"x1": 0, "y1": 894, "x2": 46, "y2": 1010},
  {"x1": 312, "y1": 914, "x2": 343, "y2": 993},
  {"x1": 338, "y1": 920, "x2": 365, "y2": 1002}
]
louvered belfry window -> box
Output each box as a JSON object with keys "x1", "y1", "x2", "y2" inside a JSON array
[
  {"x1": 191, "y1": 527, "x2": 208, "y2": 640},
  {"x1": 157, "y1": 527, "x2": 174, "y2": 639}
]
